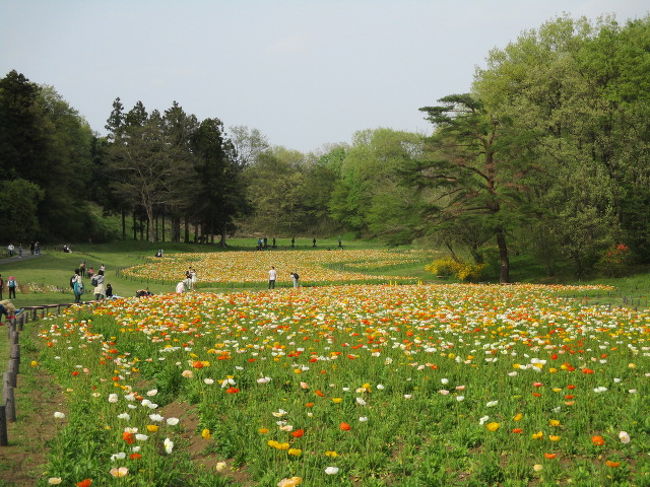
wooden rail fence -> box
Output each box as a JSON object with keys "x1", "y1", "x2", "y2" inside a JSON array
[{"x1": 1, "y1": 303, "x2": 76, "y2": 446}]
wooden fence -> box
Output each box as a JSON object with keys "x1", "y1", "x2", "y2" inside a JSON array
[{"x1": 0, "y1": 303, "x2": 75, "y2": 446}]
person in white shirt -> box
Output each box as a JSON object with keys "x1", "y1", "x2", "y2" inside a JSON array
[
  {"x1": 268, "y1": 266, "x2": 277, "y2": 289},
  {"x1": 290, "y1": 272, "x2": 300, "y2": 288},
  {"x1": 176, "y1": 281, "x2": 186, "y2": 293}
]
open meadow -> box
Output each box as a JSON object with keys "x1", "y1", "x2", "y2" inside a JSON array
[{"x1": 1, "y1": 244, "x2": 648, "y2": 486}]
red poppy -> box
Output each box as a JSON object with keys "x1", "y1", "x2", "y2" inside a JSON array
[
  {"x1": 130, "y1": 453, "x2": 142, "y2": 460},
  {"x1": 315, "y1": 390, "x2": 325, "y2": 397},
  {"x1": 192, "y1": 361, "x2": 204, "y2": 369},
  {"x1": 71, "y1": 371, "x2": 80, "y2": 377},
  {"x1": 339, "y1": 422, "x2": 351, "y2": 431},
  {"x1": 544, "y1": 453, "x2": 557, "y2": 459},
  {"x1": 512, "y1": 428, "x2": 523, "y2": 434},
  {"x1": 305, "y1": 402, "x2": 314, "y2": 408},
  {"x1": 532, "y1": 392, "x2": 542, "y2": 397},
  {"x1": 291, "y1": 429, "x2": 305, "y2": 438},
  {"x1": 122, "y1": 432, "x2": 135, "y2": 444},
  {"x1": 567, "y1": 384, "x2": 576, "y2": 389},
  {"x1": 225, "y1": 387, "x2": 239, "y2": 394},
  {"x1": 581, "y1": 368, "x2": 595, "y2": 375},
  {"x1": 76, "y1": 479, "x2": 93, "y2": 487}
]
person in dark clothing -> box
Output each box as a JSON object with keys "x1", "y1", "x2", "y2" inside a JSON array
[
  {"x1": 106, "y1": 283, "x2": 113, "y2": 298},
  {"x1": 291, "y1": 237, "x2": 295, "y2": 248},
  {"x1": 0, "y1": 274, "x2": 4, "y2": 300},
  {"x1": 312, "y1": 238, "x2": 317, "y2": 248},
  {"x1": 272, "y1": 238, "x2": 276, "y2": 249}
]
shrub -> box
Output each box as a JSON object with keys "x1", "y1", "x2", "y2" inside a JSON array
[
  {"x1": 597, "y1": 243, "x2": 633, "y2": 277},
  {"x1": 425, "y1": 258, "x2": 487, "y2": 282}
]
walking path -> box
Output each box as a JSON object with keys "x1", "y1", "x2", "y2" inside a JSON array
[{"x1": 0, "y1": 254, "x2": 42, "y2": 266}]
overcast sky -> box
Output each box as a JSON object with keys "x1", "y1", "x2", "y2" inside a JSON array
[{"x1": 1, "y1": 0, "x2": 647, "y2": 153}]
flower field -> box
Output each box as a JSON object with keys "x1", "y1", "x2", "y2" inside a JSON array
[
  {"x1": 121, "y1": 249, "x2": 433, "y2": 284},
  {"x1": 36, "y1": 284, "x2": 648, "y2": 486}
]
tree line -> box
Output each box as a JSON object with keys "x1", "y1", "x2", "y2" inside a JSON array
[{"x1": 1, "y1": 14, "x2": 649, "y2": 280}]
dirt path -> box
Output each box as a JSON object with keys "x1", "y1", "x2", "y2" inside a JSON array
[{"x1": 0, "y1": 328, "x2": 66, "y2": 486}]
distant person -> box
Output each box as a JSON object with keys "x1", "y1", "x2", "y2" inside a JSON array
[
  {"x1": 338, "y1": 239, "x2": 343, "y2": 249},
  {"x1": 87, "y1": 267, "x2": 95, "y2": 280},
  {"x1": 290, "y1": 272, "x2": 300, "y2": 288},
  {"x1": 268, "y1": 266, "x2": 277, "y2": 289},
  {"x1": 106, "y1": 283, "x2": 113, "y2": 298},
  {"x1": 79, "y1": 261, "x2": 86, "y2": 277},
  {"x1": 7, "y1": 276, "x2": 17, "y2": 299},
  {"x1": 263, "y1": 237, "x2": 268, "y2": 249},
  {"x1": 176, "y1": 281, "x2": 186, "y2": 293},
  {"x1": 291, "y1": 237, "x2": 295, "y2": 248},
  {"x1": 135, "y1": 288, "x2": 153, "y2": 298},
  {"x1": 71, "y1": 270, "x2": 83, "y2": 303},
  {"x1": 18, "y1": 244, "x2": 23, "y2": 258},
  {"x1": 0, "y1": 274, "x2": 3, "y2": 300},
  {"x1": 312, "y1": 238, "x2": 317, "y2": 248},
  {"x1": 99, "y1": 264, "x2": 106, "y2": 273},
  {"x1": 155, "y1": 249, "x2": 163, "y2": 257},
  {"x1": 7, "y1": 243, "x2": 14, "y2": 257},
  {"x1": 34, "y1": 241, "x2": 41, "y2": 255},
  {"x1": 190, "y1": 267, "x2": 197, "y2": 288},
  {"x1": 63, "y1": 243, "x2": 72, "y2": 253},
  {"x1": 30, "y1": 241, "x2": 35, "y2": 255},
  {"x1": 272, "y1": 237, "x2": 276, "y2": 249},
  {"x1": 92, "y1": 269, "x2": 106, "y2": 300}
]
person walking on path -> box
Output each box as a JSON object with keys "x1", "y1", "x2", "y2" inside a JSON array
[
  {"x1": 268, "y1": 266, "x2": 277, "y2": 289},
  {"x1": 72, "y1": 270, "x2": 83, "y2": 303},
  {"x1": 7, "y1": 276, "x2": 17, "y2": 299},
  {"x1": 290, "y1": 272, "x2": 300, "y2": 288},
  {"x1": 7, "y1": 243, "x2": 14, "y2": 257},
  {"x1": 0, "y1": 274, "x2": 3, "y2": 300},
  {"x1": 92, "y1": 269, "x2": 106, "y2": 300}
]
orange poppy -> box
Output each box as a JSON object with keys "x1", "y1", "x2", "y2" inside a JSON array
[
  {"x1": 76, "y1": 480, "x2": 93, "y2": 487},
  {"x1": 591, "y1": 435, "x2": 605, "y2": 446},
  {"x1": 544, "y1": 453, "x2": 557, "y2": 459},
  {"x1": 339, "y1": 422, "x2": 351, "y2": 431},
  {"x1": 605, "y1": 460, "x2": 621, "y2": 468}
]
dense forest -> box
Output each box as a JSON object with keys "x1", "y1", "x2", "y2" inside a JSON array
[{"x1": 1, "y1": 15, "x2": 649, "y2": 280}]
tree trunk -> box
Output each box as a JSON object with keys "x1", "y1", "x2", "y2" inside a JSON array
[
  {"x1": 172, "y1": 216, "x2": 180, "y2": 243},
  {"x1": 194, "y1": 223, "x2": 199, "y2": 243},
  {"x1": 155, "y1": 212, "x2": 159, "y2": 242},
  {"x1": 445, "y1": 242, "x2": 461, "y2": 263},
  {"x1": 495, "y1": 228, "x2": 510, "y2": 283},
  {"x1": 132, "y1": 211, "x2": 137, "y2": 240},
  {"x1": 470, "y1": 244, "x2": 484, "y2": 264},
  {"x1": 145, "y1": 205, "x2": 154, "y2": 242},
  {"x1": 121, "y1": 209, "x2": 126, "y2": 240},
  {"x1": 161, "y1": 208, "x2": 165, "y2": 242},
  {"x1": 184, "y1": 216, "x2": 189, "y2": 243},
  {"x1": 219, "y1": 225, "x2": 227, "y2": 248}
]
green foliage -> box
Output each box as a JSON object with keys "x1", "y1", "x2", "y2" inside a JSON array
[
  {"x1": 0, "y1": 178, "x2": 43, "y2": 241},
  {"x1": 596, "y1": 243, "x2": 634, "y2": 277}
]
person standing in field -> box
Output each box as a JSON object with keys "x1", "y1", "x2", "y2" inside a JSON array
[
  {"x1": 0, "y1": 274, "x2": 3, "y2": 300},
  {"x1": 92, "y1": 269, "x2": 106, "y2": 300},
  {"x1": 312, "y1": 238, "x2": 317, "y2": 248},
  {"x1": 71, "y1": 270, "x2": 83, "y2": 303},
  {"x1": 7, "y1": 243, "x2": 14, "y2": 257},
  {"x1": 7, "y1": 276, "x2": 17, "y2": 299},
  {"x1": 290, "y1": 272, "x2": 300, "y2": 288},
  {"x1": 79, "y1": 261, "x2": 86, "y2": 277},
  {"x1": 268, "y1": 266, "x2": 277, "y2": 289}
]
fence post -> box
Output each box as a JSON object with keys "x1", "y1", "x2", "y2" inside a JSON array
[
  {"x1": 7, "y1": 363, "x2": 17, "y2": 388},
  {"x1": 0, "y1": 404, "x2": 7, "y2": 446},
  {"x1": 4, "y1": 386, "x2": 15, "y2": 423},
  {"x1": 10, "y1": 345, "x2": 19, "y2": 374}
]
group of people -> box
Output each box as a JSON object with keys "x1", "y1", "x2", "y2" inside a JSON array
[
  {"x1": 176, "y1": 267, "x2": 197, "y2": 293},
  {"x1": 70, "y1": 263, "x2": 113, "y2": 303},
  {"x1": 268, "y1": 266, "x2": 300, "y2": 289}
]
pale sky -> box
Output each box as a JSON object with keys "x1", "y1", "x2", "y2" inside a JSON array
[{"x1": 1, "y1": 0, "x2": 648, "y2": 152}]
